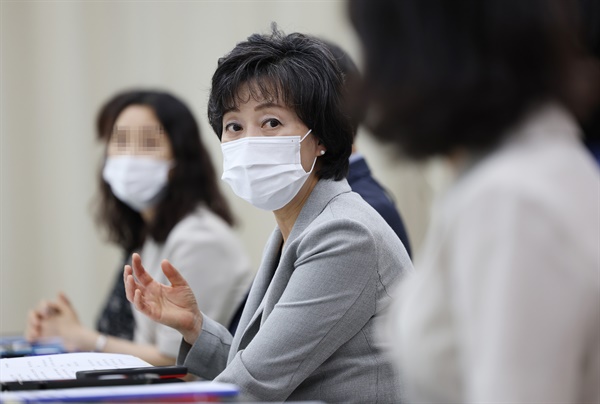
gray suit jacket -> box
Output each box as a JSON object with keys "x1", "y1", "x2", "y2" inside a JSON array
[{"x1": 178, "y1": 179, "x2": 413, "y2": 402}]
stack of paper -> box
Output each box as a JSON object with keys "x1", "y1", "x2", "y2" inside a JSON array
[
  {"x1": 0, "y1": 352, "x2": 151, "y2": 382},
  {"x1": 0, "y1": 353, "x2": 239, "y2": 402}
]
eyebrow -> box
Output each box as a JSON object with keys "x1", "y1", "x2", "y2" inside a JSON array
[
  {"x1": 254, "y1": 101, "x2": 284, "y2": 111},
  {"x1": 112, "y1": 125, "x2": 163, "y2": 130},
  {"x1": 223, "y1": 101, "x2": 285, "y2": 116}
]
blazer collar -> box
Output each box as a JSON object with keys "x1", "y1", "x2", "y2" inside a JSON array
[{"x1": 283, "y1": 178, "x2": 352, "y2": 253}]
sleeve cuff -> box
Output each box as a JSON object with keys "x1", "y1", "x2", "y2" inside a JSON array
[{"x1": 177, "y1": 314, "x2": 232, "y2": 380}]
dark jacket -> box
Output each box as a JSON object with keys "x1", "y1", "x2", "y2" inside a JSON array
[{"x1": 347, "y1": 155, "x2": 412, "y2": 257}]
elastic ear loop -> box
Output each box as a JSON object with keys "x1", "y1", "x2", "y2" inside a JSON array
[
  {"x1": 300, "y1": 129, "x2": 325, "y2": 154},
  {"x1": 299, "y1": 129, "x2": 319, "y2": 174},
  {"x1": 300, "y1": 129, "x2": 313, "y2": 142}
]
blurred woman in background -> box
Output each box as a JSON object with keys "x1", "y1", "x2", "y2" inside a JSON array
[
  {"x1": 350, "y1": 0, "x2": 600, "y2": 402},
  {"x1": 26, "y1": 90, "x2": 253, "y2": 366}
]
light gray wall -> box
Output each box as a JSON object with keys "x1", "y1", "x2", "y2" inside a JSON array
[{"x1": 0, "y1": 0, "x2": 450, "y2": 334}]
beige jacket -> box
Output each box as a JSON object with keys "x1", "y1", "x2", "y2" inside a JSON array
[{"x1": 389, "y1": 103, "x2": 600, "y2": 403}]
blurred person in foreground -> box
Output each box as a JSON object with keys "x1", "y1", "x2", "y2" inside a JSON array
[
  {"x1": 26, "y1": 90, "x2": 253, "y2": 366},
  {"x1": 124, "y1": 27, "x2": 412, "y2": 402},
  {"x1": 578, "y1": 0, "x2": 600, "y2": 164},
  {"x1": 350, "y1": 0, "x2": 600, "y2": 402},
  {"x1": 323, "y1": 39, "x2": 412, "y2": 257}
]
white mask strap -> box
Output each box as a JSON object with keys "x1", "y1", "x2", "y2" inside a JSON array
[
  {"x1": 300, "y1": 129, "x2": 317, "y2": 174},
  {"x1": 300, "y1": 129, "x2": 313, "y2": 142},
  {"x1": 307, "y1": 154, "x2": 319, "y2": 174}
]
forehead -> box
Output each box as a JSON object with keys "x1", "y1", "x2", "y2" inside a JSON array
[
  {"x1": 114, "y1": 105, "x2": 160, "y2": 127},
  {"x1": 225, "y1": 80, "x2": 289, "y2": 112}
]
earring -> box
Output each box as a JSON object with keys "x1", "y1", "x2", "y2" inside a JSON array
[{"x1": 320, "y1": 150, "x2": 326, "y2": 155}]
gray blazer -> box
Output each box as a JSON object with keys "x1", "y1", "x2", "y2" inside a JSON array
[{"x1": 178, "y1": 179, "x2": 413, "y2": 402}]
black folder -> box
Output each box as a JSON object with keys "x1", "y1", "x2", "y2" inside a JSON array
[{"x1": 1, "y1": 366, "x2": 187, "y2": 391}]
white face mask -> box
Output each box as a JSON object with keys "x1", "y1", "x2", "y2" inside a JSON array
[
  {"x1": 221, "y1": 129, "x2": 317, "y2": 211},
  {"x1": 102, "y1": 156, "x2": 173, "y2": 212}
]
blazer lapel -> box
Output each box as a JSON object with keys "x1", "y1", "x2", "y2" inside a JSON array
[
  {"x1": 228, "y1": 179, "x2": 353, "y2": 360},
  {"x1": 229, "y1": 229, "x2": 283, "y2": 358},
  {"x1": 263, "y1": 179, "x2": 353, "y2": 320}
]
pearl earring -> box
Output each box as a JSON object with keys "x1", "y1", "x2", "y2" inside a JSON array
[{"x1": 320, "y1": 150, "x2": 326, "y2": 156}]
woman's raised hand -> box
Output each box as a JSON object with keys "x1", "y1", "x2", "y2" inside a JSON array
[{"x1": 124, "y1": 253, "x2": 203, "y2": 344}]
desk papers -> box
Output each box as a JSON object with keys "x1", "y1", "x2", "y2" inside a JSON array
[{"x1": 0, "y1": 352, "x2": 151, "y2": 382}]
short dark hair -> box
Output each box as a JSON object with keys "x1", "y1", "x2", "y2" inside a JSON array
[
  {"x1": 577, "y1": 0, "x2": 600, "y2": 58},
  {"x1": 207, "y1": 25, "x2": 353, "y2": 180},
  {"x1": 96, "y1": 90, "x2": 234, "y2": 252},
  {"x1": 349, "y1": 0, "x2": 583, "y2": 159},
  {"x1": 321, "y1": 40, "x2": 367, "y2": 140}
]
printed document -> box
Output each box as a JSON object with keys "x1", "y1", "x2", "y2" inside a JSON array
[{"x1": 0, "y1": 352, "x2": 151, "y2": 382}]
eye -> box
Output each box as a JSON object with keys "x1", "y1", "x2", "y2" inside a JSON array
[
  {"x1": 262, "y1": 118, "x2": 281, "y2": 129},
  {"x1": 143, "y1": 136, "x2": 158, "y2": 149},
  {"x1": 225, "y1": 122, "x2": 243, "y2": 132},
  {"x1": 114, "y1": 129, "x2": 128, "y2": 147}
]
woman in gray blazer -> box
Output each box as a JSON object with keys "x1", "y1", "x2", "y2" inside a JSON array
[{"x1": 124, "y1": 27, "x2": 413, "y2": 403}]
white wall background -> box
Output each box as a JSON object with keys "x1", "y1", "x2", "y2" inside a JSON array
[{"x1": 0, "y1": 0, "x2": 451, "y2": 334}]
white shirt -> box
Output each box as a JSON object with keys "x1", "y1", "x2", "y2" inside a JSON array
[
  {"x1": 133, "y1": 206, "x2": 254, "y2": 358},
  {"x1": 388, "y1": 103, "x2": 600, "y2": 403}
]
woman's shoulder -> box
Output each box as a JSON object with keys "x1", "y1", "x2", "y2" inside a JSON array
[
  {"x1": 321, "y1": 188, "x2": 395, "y2": 231},
  {"x1": 451, "y1": 103, "x2": 598, "y2": 211},
  {"x1": 166, "y1": 205, "x2": 240, "y2": 245},
  {"x1": 160, "y1": 206, "x2": 250, "y2": 273},
  {"x1": 289, "y1": 185, "x2": 413, "y2": 282},
  {"x1": 449, "y1": 138, "x2": 598, "y2": 226},
  {"x1": 305, "y1": 187, "x2": 408, "y2": 256}
]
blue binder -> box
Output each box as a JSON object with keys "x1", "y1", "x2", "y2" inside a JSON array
[
  {"x1": 0, "y1": 381, "x2": 239, "y2": 402},
  {"x1": 0, "y1": 336, "x2": 65, "y2": 358}
]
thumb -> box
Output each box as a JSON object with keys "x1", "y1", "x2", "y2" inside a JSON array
[
  {"x1": 57, "y1": 292, "x2": 73, "y2": 308},
  {"x1": 161, "y1": 260, "x2": 189, "y2": 288}
]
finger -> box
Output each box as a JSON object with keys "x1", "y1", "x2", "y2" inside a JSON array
[
  {"x1": 36, "y1": 300, "x2": 55, "y2": 318},
  {"x1": 36, "y1": 299, "x2": 50, "y2": 313},
  {"x1": 131, "y1": 253, "x2": 155, "y2": 286},
  {"x1": 161, "y1": 260, "x2": 190, "y2": 288},
  {"x1": 25, "y1": 310, "x2": 41, "y2": 341},
  {"x1": 46, "y1": 300, "x2": 65, "y2": 315},
  {"x1": 124, "y1": 266, "x2": 137, "y2": 301},
  {"x1": 132, "y1": 289, "x2": 144, "y2": 311},
  {"x1": 28, "y1": 309, "x2": 42, "y2": 325},
  {"x1": 57, "y1": 292, "x2": 73, "y2": 308},
  {"x1": 133, "y1": 289, "x2": 156, "y2": 320},
  {"x1": 123, "y1": 265, "x2": 132, "y2": 285},
  {"x1": 124, "y1": 273, "x2": 138, "y2": 302}
]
